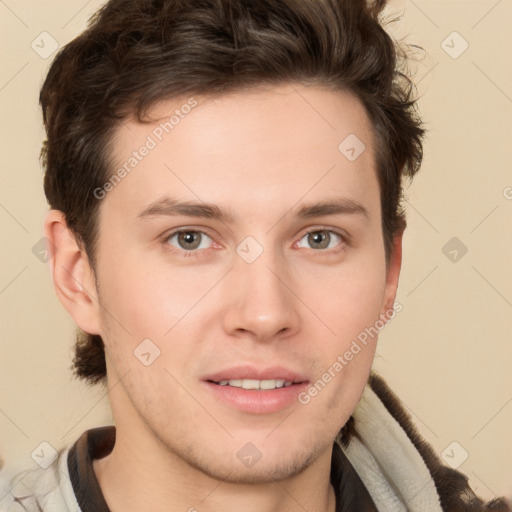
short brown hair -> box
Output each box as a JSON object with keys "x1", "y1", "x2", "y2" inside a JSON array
[{"x1": 40, "y1": 0, "x2": 424, "y2": 386}]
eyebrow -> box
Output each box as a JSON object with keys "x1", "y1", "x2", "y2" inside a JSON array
[{"x1": 137, "y1": 196, "x2": 369, "y2": 223}]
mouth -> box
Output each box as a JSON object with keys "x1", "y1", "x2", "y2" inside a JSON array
[
  {"x1": 202, "y1": 366, "x2": 309, "y2": 413},
  {"x1": 207, "y1": 378, "x2": 302, "y2": 390}
]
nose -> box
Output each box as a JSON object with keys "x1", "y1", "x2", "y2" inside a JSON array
[{"x1": 221, "y1": 246, "x2": 301, "y2": 342}]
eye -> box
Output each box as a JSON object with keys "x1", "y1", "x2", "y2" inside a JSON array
[
  {"x1": 165, "y1": 230, "x2": 214, "y2": 253},
  {"x1": 296, "y1": 229, "x2": 345, "y2": 251}
]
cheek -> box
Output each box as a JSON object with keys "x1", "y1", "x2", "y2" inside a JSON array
[
  {"x1": 302, "y1": 264, "x2": 385, "y2": 416},
  {"x1": 300, "y1": 255, "x2": 387, "y2": 344},
  {"x1": 96, "y1": 250, "x2": 227, "y2": 350},
  {"x1": 94, "y1": 227, "x2": 234, "y2": 384},
  {"x1": 335, "y1": 278, "x2": 386, "y2": 340}
]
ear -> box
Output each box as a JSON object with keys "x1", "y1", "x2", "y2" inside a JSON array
[
  {"x1": 380, "y1": 230, "x2": 403, "y2": 317},
  {"x1": 43, "y1": 210, "x2": 102, "y2": 335}
]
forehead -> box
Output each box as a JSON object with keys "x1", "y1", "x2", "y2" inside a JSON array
[{"x1": 103, "y1": 83, "x2": 379, "y2": 225}]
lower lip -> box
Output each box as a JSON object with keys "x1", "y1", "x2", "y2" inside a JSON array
[{"x1": 202, "y1": 381, "x2": 309, "y2": 414}]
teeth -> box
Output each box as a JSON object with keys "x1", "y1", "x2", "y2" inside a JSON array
[
  {"x1": 216, "y1": 379, "x2": 294, "y2": 390},
  {"x1": 261, "y1": 379, "x2": 284, "y2": 389}
]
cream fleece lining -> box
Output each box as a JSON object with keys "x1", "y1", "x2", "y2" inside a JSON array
[{"x1": 340, "y1": 384, "x2": 443, "y2": 512}]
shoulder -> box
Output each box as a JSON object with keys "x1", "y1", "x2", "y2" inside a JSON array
[
  {"x1": 368, "y1": 372, "x2": 512, "y2": 512},
  {"x1": 0, "y1": 447, "x2": 80, "y2": 512}
]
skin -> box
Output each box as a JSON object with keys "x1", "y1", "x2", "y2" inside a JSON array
[{"x1": 45, "y1": 83, "x2": 403, "y2": 512}]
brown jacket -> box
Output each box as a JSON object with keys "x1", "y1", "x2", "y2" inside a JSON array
[{"x1": 334, "y1": 372, "x2": 512, "y2": 511}]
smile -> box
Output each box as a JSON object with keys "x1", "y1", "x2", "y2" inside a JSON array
[{"x1": 210, "y1": 378, "x2": 294, "y2": 390}]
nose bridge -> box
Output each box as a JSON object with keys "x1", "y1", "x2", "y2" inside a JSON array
[{"x1": 223, "y1": 235, "x2": 299, "y2": 339}]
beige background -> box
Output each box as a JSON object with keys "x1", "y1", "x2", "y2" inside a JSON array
[{"x1": 1, "y1": 0, "x2": 511, "y2": 503}]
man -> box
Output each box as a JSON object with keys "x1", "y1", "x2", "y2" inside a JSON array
[{"x1": 1, "y1": 0, "x2": 510, "y2": 511}]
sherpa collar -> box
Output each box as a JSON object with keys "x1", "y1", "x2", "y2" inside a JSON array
[{"x1": 335, "y1": 372, "x2": 512, "y2": 512}]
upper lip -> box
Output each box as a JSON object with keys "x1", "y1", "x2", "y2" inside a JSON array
[{"x1": 203, "y1": 365, "x2": 308, "y2": 383}]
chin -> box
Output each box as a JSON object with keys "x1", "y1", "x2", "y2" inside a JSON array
[
  {"x1": 207, "y1": 450, "x2": 318, "y2": 484},
  {"x1": 179, "y1": 433, "x2": 328, "y2": 485}
]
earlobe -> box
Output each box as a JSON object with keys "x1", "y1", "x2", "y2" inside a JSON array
[
  {"x1": 381, "y1": 231, "x2": 403, "y2": 316},
  {"x1": 43, "y1": 210, "x2": 102, "y2": 335}
]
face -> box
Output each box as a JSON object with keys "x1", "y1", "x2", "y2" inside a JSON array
[{"x1": 79, "y1": 83, "x2": 400, "y2": 483}]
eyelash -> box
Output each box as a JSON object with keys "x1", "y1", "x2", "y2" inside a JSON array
[{"x1": 162, "y1": 227, "x2": 348, "y2": 259}]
